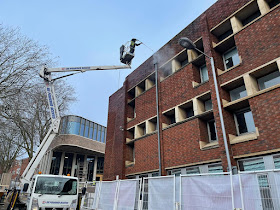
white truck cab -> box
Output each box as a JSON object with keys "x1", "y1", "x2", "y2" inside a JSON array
[{"x1": 25, "y1": 174, "x2": 79, "y2": 210}]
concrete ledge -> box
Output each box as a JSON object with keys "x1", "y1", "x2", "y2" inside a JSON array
[
  {"x1": 125, "y1": 161, "x2": 135, "y2": 167},
  {"x1": 200, "y1": 140, "x2": 219, "y2": 150},
  {"x1": 48, "y1": 134, "x2": 105, "y2": 154},
  {"x1": 229, "y1": 128, "x2": 259, "y2": 144}
]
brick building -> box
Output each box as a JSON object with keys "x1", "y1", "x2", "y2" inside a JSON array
[
  {"x1": 104, "y1": 0, "x2": 280, "y2": 180},
  {"x1": 9, "y1": 158, "x2": 29, "y2": 181}
]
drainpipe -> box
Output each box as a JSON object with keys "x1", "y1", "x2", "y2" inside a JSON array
[{"x1": 154, "y1": 62, "x2": 162, "y2": 176}]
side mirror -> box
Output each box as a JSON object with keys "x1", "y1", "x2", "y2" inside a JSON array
[
  {"x1": 23, "y1": 183, "x2": 29, "y2": 192},
  {"x1": 82, "y1": 187, "x2": 86, "y2": 195}
]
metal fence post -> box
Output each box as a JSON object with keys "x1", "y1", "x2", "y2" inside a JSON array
[{"x1": 238, "y1": 172, "x2": 245, "y2": 210}]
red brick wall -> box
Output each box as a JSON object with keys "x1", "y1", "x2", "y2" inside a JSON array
[
  {"x1": 9, "y1": 158, "x2": 29, "y2": 180},
  {"x1": 232, "y1": 88, "x2": 280, "y2": 156},
  {"x1": 104, "y1": 0, "x2": 280, "y2": 180}
]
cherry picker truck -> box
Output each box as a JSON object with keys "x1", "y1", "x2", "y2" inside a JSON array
[{"x1": 6, "y1": 39, "x2": 140, "y2": 210}]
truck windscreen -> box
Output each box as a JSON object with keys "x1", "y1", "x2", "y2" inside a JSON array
[{"x1": 34, "y1": 177, "x2": 77, "y2": 195}]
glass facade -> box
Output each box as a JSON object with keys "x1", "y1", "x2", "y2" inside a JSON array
[
  {"x1": 97, "y1": 157, "x2": 104, "y2": 174},
  {"x1": 50, "y1": 152, "x2": 62, "y2": 175},
  {"x1": 59, "y1": 115, "x2": 107, "y2": 143}
]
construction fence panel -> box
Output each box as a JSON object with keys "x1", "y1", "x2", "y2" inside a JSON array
[
  {"x1": 239, "y1": 171, "x2": 280, "y2": 210},
  {"x1": 79, "y1": 182, "x2": 99, "y2": 209},
  {"x1": 116, "y1": 179, "x2": 139, "y2": 210},
  {"x1": 97, "y1": 181, "x2": 118, "y2": 210},
  {"x1": 142, "y1": 175, "x2": 175, "y2": 210},
  {"x1": 91, "y1": 182, "x2": 101, "y2": 210},
  {"x1": 80, "y1": 170, "x2": 280, "y2": 210},
  {"x1": 180, "y1": 173, "x2": 240, "y2": 210}
]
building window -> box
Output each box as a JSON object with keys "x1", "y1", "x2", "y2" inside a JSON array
[
  {"x1": 200, "y1": 65, "x2": 209, "y2": 83},
  {"x1": 93, "y1": 123, "x2": 98, "y2": 140},
  {"x1": 97, "y1": 157, "x2": 104, "y2": 174},
  {"x1": 75, "y1": 154, "x2": 85, "y2": 180},
  {"x1": 208, "y1": 163, "x2": 223, "y2": 173},
  {"x1": 186, "y1": 167, "x2": 200, "y2": 175},
  {"x1": 50, "y1": 152, "x2": 62, "y2": 175},
  {"x1": 84, "y1": 120, "x2": 89, "y2": 138},
  {"x1": 229, "y1": 85, "x2": 247, "y2": 101},
  {"x1": 127, "y1": 127, "x2": 135, "y2": 140},
  {"x1": 223, "y1": 47, "x2": 240, "y2": 69},
  {"x1": 234, "y1": 108, "x2": 256, "y2": 135},
  {"x1": 274, "y1": 155, "x2": 280, "y2": 169},
  {"x1": 207, "y1": 120, "x2": 218, "y2": 142},
  {"x1": 63, "y1": 153, "x2": 74, "y2": 175},
  {"x1": 163, "y1": 109, "x2": 176, "y2": 126},
  {"x1": 239, "y1": 158, "x2": 274, "y2": 209},
  {"x1": 147, "y1": 117, "x2": 157, "y2": 133},
  {"x1": 257, "y1": 71, "x2": 280, "y2": 90},
  {"x1": 101, "y1": 127, "x2": 106, "y2": 143},
  {"x1": 87, "y1": 156, "x2": 95, "y2": 181},
  {"x1": 266, "y1": 0, "x2": 280, "y2": 8},
  {"x1": 137, "y1": 122, "x2": 146, "y2": 137},
  {"x1": 241, "y1": 10, "x2": 261, "y2": 26},
  {"x1": 152, "y1": 172, "x2": 159, "y2": 177},
  {"x1": 97, "y1": 125, "x2": 102, "y2": 142},
  {"x1": 89, "y1": 122, "x2": 93, "y2": 139},
  {"x1": 80, "y1": 119, "x2": 85, "y2": 136},
  {"x1": 177, "y1": 102, "x2": 194, "y2": 122},
  {"x1": 170, "y1": 169, "x2": 181, "y2": 176},
  {"x1": 204, "y1": 99, "x2": 213, "y2": 111},
  {"x1": 239, "y1": 158, "x2": 265, "y2": 171},
  {"x1": 66, "y1": 116, "x2": 81, "y2": 135}
]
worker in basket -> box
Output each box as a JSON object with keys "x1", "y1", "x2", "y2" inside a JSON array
[
  {"x1": 129, "y1": 38, "x2": 141, "y2": 53},
  {"x1": 120, "y1": 38, "x2": 142, "y2": 65}
]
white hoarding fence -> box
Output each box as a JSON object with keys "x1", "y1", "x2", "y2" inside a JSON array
[
  {"x1": 116, "y1": 179, "x2": 140, "y2": 210},
  {"x1": 180, "y1": 172, "x2": 237, "y2": 210},
  {"x1": 81, "y1": 169, "x2": 280, "y2": 210},
  {"x1": 142, "y1": 175, "x2": 175, "y2": 210}
]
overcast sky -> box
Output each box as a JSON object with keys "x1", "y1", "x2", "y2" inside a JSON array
[{"x1": 0, "y1": 0, "x2": 216, "y2": 126}]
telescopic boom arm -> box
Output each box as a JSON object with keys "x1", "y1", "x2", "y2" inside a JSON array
[{"x1": 22, "y1": 63, "x2": 131, "y2": 183}]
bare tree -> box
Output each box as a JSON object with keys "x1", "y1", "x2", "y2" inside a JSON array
[
  {"x1": 0, "y1": 24, "x2": 76, "y2": 164},
  {"x1": 1, "y1": 80, "x2": 76, "y2": 160},
  {"x1": 0, "y1": 24, "x2": 53, "y2": 99},
  {"x1": 0, "y1": 120, "x2": 24, "y2": 173}
]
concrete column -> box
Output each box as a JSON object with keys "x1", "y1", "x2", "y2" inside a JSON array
[
  {"x1": 71, "y1": 153, "x2": 77, "y2": 176},
  {"x1": 46, "y1": 151, "x2": 53, "y2": 174},
  {"x1": 244, "y1": 74, "x2": 259, "y2": 95},
  {"x1": 146, "y1": 120, "x2": 156, "y2": 134},
  {"x1": 59, "y1": 152, "x2": 65, "y2": 175},
  {"x1": 135, "y1": 125, "x2": 141, "y2": 138},
  {"x1": 93, "y1": 156, "x2": 98, "y2": 181},
  {"x1": 41, "y1": 153, "x2": 47, "y2": 174},
  {"x1": 172, "y1": 59, "x2": 181, "y2": 72},
  {"x1": 84, "y1": 155, "x2": 88, "y2": 181},
  {"x1": 230, "y1": 16, "x2": 243, "y2": 33},
  {"x1": 193, "y1": 98, "x2": 204, "y2": 115},
  {"x1": 277, "y1": 59, "x2": 280, "y2": 72},
  {"x1": 38, "y1": 155, "x2": 44, "y2": 173},
  {"x1": 257, "y1": 0, "x2": 270, "y2": 15},
  {"x1": 145, "y1": 79, "x2": 154, "y2": 90},
  {"x1": 135, "y1": 86, "x2": 143, "y2": 97},
  {"x1": 187, "y1": 49, "x2": 198, "y2": 62}
]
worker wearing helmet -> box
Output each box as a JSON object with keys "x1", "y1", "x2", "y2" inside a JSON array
[{"x1": 130, "y1": 38, "x2": 141, "y2": 53}]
